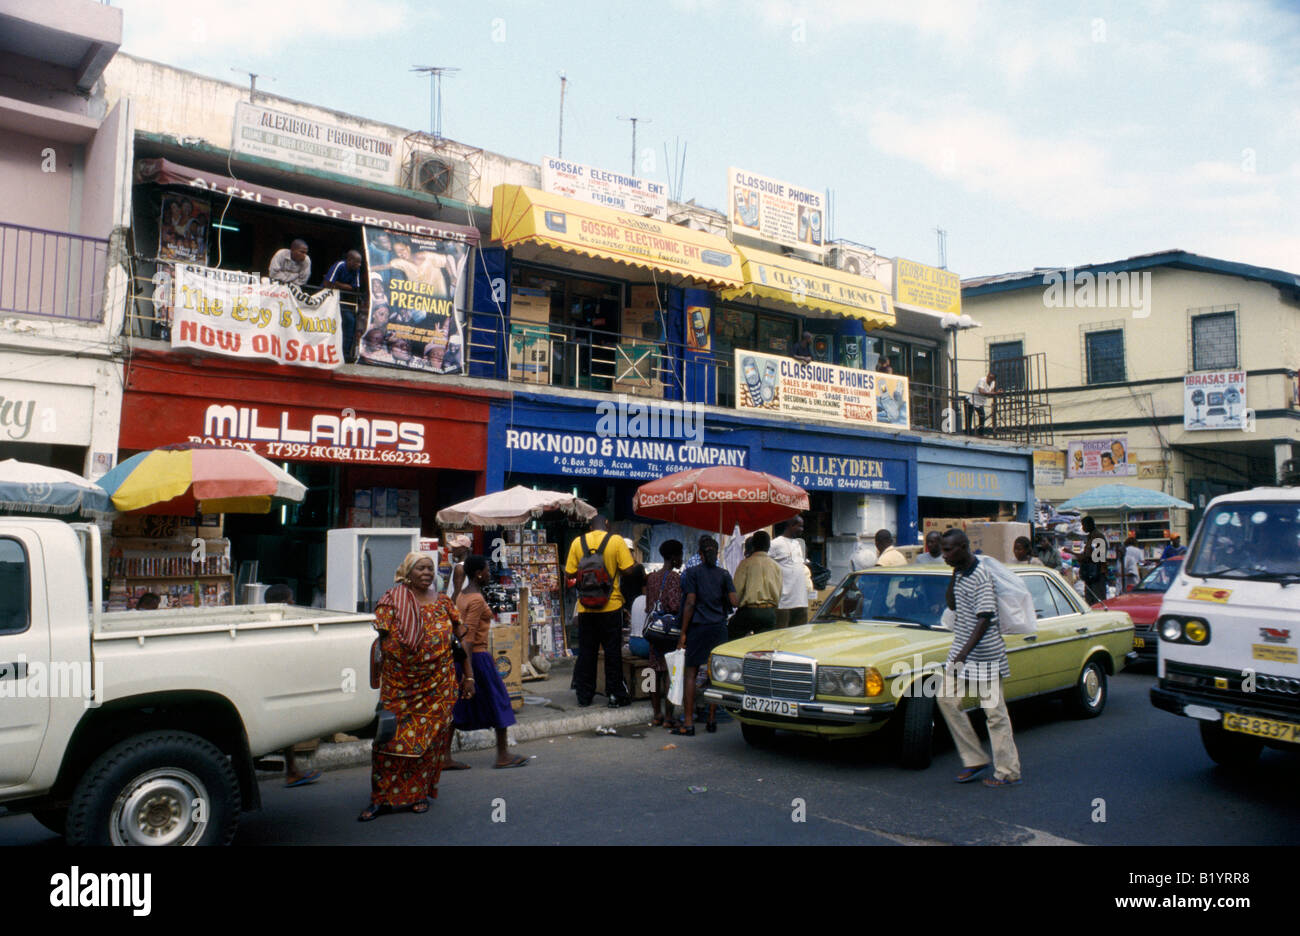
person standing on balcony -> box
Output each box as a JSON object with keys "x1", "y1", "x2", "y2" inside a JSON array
[
  {"x1": 268, "y1": 239, "x2": 311, "y2": 288},
  {"x1": 323, "y1": 250, "x2": 364, "y2": 362},
  {"x1": 770, "y1": 515, "x2": 809, "y2": 628},
  {"x1": 971, "y1": 370, "x2": 998, "y2": 435}
]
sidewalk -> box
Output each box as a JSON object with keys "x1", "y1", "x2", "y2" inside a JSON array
[{"x1": 267, "y1": 659, "x2": 664, "y2": 777}]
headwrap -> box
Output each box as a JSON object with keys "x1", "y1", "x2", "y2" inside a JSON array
[{"x1": 377, "y1": 552, "x2": 431, "y2": 650}]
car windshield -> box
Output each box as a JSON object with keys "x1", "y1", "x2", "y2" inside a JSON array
[
  {"x1": 814, "y1": 572, "x2": 951, "y2": 628},
  {"x1": 1135, "y1": 559, "x2": 1182, "y2": 592},
  {"x1": 1187, "y1": 501, "x2": 1300, "y2": 579}
]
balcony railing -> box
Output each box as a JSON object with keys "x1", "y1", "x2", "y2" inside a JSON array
[{"x1": 0, "y1": 222, "x2": 109, "y2": 323}]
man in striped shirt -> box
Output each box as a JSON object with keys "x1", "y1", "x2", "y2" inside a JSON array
[{"x1": 937, "y1": 528, "x2": 1022, "y2": 787}]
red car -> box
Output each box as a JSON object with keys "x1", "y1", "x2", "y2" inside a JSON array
[{"x1": 1091, "y1": 557, "x2": 1183, "y2": 662}]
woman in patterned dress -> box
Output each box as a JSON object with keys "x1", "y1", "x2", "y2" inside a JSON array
[
  {"x1": 358, "y1": 553, "x2": 472, "y2": 821},
  {"x1": 643, "y1": 539, "x2": 684, "y2": 730}
]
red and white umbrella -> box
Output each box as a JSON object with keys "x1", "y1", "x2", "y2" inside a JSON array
[{"x1": 632, "y1": 466, "x2": 809, "y2": 533}]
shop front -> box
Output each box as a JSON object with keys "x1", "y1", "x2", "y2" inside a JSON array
[
  {"x1": 916, "y1": 442, "x2": 1035, "y2": 530},
  {"x1": 114, "y1": 351, "x2": 500, "y2": 607},
  {"x1": 0, "y1": 353, "x2": 122, "y2": 480}
]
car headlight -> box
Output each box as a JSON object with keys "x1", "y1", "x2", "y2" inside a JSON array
[
  {"x1": 818, "y1": 666, "x2": 869, "y2": 697},
  {"x1": 1184, "y1": 619, "x2": 1210, "y2": 644},
  {"x1": 1160, "y1": 617, "x2": 1183, "y2": 641},
  {"x1": 710, "y1": 655, "x2": 743, "y2": 685}
]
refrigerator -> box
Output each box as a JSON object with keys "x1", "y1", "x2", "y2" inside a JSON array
[{"x1": 326, "y1": 528, "x2": 427, "y2": 613}]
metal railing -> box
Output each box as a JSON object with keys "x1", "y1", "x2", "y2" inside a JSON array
[{"x1": 0, "y1": 222, "x2": 109, "y2": 323}]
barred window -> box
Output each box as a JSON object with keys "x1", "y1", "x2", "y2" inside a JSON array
[
  {"x1": 1085, "y1": 329, "x2": 1125, "y2": 384},
  {"x1": 989, "y1": 340, "x2": 1025, "y2": 391},
  {"x1": 1192, "y1": 311, "x2": 1237, "y2": 370}
]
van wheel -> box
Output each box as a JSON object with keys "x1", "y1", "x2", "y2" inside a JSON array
[
  {"x1": 65, "y1": 731, "x2": 240, "y2": 846},
  {"x1": 899, "y1": 695, "x2": 935, "y2": 769},
  {"x1": 31, "y1": 808, "x2": 67, "y2": 837},
  {"x1": 1063, "y1": 659, "x2": 1107, "y2": 718},
  {"x1": 1200, "y1": 722, "x2": 1262, "y2": 768},
  {"x1": 741, "y1": 723, "x2": 777, "y2": 747}
]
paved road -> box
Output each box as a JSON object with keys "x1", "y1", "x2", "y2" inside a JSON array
[{"x1": 3, "y1": 669, "x2": 1298, "y2": 846}]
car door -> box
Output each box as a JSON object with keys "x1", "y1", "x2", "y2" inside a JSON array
[
  {"x1": 1025, "y1": 573, "x2": 1092, "y2": 690},
  {"x1": 0, "y1": 531, "x2": 50, "y2": 790},
  {"x1": 1005, "y1": 572, "x2": 1064, "y2": 697}
]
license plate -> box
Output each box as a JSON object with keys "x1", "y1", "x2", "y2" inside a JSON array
[
  {"x1": 743, "y1": 695, "x2": 799, "y2": 718},
  {"x1": 1223, "y1": 712, "x2": 1300, "y2": 742},
  {"x1": 1133, "y1": 637, "x2": 1145, "y2": 648}
]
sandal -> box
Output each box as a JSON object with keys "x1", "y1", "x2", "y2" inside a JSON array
[
  {"x1": 410, "y1": 800, "x2": 430, "y2": 813},
  {"x1": 983, "y1": 776, "x2": 1023, "y2": 788},
  {"x1": 651, "y1": 715, "x2": 666, "y2": 727},
  {"x1": 357, "y1": 803, "x2": 390, "y2": 822},
  {"x1": 669, "y1": 725, "x2": 695, "y2": 736},
  {"x1": 955, "y1": 765, "x2": 989, "y2": 783},
  {"x1": 494, "y1": 756, "x2": 529, "y2": 769}
]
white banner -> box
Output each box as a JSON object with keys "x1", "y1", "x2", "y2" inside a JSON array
[
  {"x1": 540, "y1": 156, "x2": 668, "y2": 220},
  {"x1": 727, "y1": 166, "x2": 825, "y2": 255},
  {"x1": 171, "y1": 264, "x2": 343, "y2": 370},
  {"x1": 233, "y1": 102, "x2": 397, "y2": 185},
  {"x1": 1184, "y1": 371, "x2": 1247, "y2": 430}
]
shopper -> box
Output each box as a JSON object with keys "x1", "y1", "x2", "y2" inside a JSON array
[
  {"x1": 875, "y1": 529, "x2": 908, "y2": 567},
  {"x1": 1160, "y1": 534, "x2": 1185, "y2": 560},
  {"x1": 1079, "y1": 517, "x2": 1111, "y2": 604},
  {"x1": 770, "y1": 515, "x2": 809, "y2": 628},
  {"x1": 937, "y1": 528, "x2": 1022, "y2": 787},
  {"x1": 268, "y1": 239, "x2": 311, "y2": 287},
  {"x1": 358, "y1": 553, "x2": 470, "y2": 821},
  {"x1": 672, "y1": 535, "x2": 738, "y2": 736},
  {"x1": 1012, "y1": 536, "x2": 1044, "y2": 565},
  {"x1": 1124, "y1": 535, "x2": 1144, "y2": 590},
  {"x1": 452, "y1": 556, "x2": 527, "y2": 769},
  {"x1": 915, "y1": 530, "x2": 945, "y2": 564},
  {"x1": 643, "y1": 539, "x2": 684, "y2": 729},
  {"x1": 565, "y1": 515, "x2": 636, "y2": 708},
  {"x1": 444, "y1": 533, "x2": 473, "y2": 601},
  {"x1": 730, "y1": 530, "x2": 781, "y2": 640}
]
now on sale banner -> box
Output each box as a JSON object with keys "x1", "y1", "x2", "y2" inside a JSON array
[{"x1": 170, "y1": 263, "x2": 343, "y2": 369}]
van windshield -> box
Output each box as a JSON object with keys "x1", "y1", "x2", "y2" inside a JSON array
[{"x1": 1187, "y1": 502, "x2": 1300, "y2": 579}]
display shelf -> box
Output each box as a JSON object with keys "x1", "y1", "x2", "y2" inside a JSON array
[{"x1": 107, "y1": 536, "x2": 234, "y2": 609}]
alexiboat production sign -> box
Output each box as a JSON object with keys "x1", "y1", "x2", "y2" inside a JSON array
[
  {"x1": 233, "y1": 102, "x2": 397, "y2": 185},
  {"x1": 541, "y1": 156, "x2": 668, "y2": 220},
  {"x1": 727, "y1": 167, "x2": 825, "y2": 255},
  {"x1": 1184, "y1": 371, "x2": 1247, "y2": 430}
]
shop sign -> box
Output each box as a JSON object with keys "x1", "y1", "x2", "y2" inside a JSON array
[
  {"x1": 504, "y1": 428, "x2": 747, "y2": 481},
  {"x1": 893, "y1": 258, "x2": 960, "y2": 316},
  {"x1": 734, "y1": 349, "x2": 910, "y2": 429},
  {"x1": 1138, "y1": 460, "x2": 1168, "y2": 479},
  {"x1": 1033, "y1": 450, "x2": 1065, "y2": 486},
  {"x1": 171, "y1": 264, "x2": 343, "y2": 369},
  {"x1": 0, "y1": 379, "x2": 93, "y2": 446},
  {"x1": 360, "y1": 228, "x2": 471, "y2": 374},
  {"x1": 233, "y1": 102, "x2": 397, "y2": 186},
  {"x1": 541, "y1": 156, "x2": 668, "y2": 221},
  {"x1": 917, "y1": 463, "x2": 1028, "y2": 502},
  {"x1": 728, "y1": 167, "x2": 825, "y2": 255},
  {"x1": 1184, "y1": 370, "x2": 1247, "y2": 430},
  {"x1": 779, "y1": 453, "x2": 906, "y2": 494},
  {"x1": 1066, "y1": 438, "x2": 1136, "y2": 478},
  {"x1": 189, "y1": 403, "x2": 432, "y2": 466}
]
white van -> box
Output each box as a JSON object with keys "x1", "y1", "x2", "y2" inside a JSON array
[{"x1": 1150, "y1": 482, "x2": 1300, "y2": 766}]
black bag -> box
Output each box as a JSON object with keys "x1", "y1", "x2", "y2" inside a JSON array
[
  {"x1": 809, "y1": 560, "x2": 832, "y2": 590},
  {"x1": 642, "y1": 597, "x2": 681, "y2": 650},
  {"x1": 574, "y1": 531, "x2": 616, "y2": 608}
]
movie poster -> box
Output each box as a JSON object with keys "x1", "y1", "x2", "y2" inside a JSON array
[
  {"x1": 360, "y1": 227, "x2": 471, "y2": 373},
  {"x1": 1066, "y1": 438, "x2": 1136, "y2": 478},
  {"x1": 158, "y1": 193, "x2": 211, "y2": 263}
]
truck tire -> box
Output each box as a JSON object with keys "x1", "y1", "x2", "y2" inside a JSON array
[
  {"x1": 740, "y1": 723, "x2": 777, "y2": 747},
  {"x1": 65, "y1": 731, "x2": 240, "y2": 846},
  {"x1": 31, "y1": 808, "x2": 67, "y2": 837},
  {"x1": 899, "y1": 695, "x2": 935, "y2": 769},
  {"x1": 1199, "y1": 722, "x2": 1262, "y2": 768},
  {"x1": 1063, "y1": 659, "x2": 1108, "y2": 719}
]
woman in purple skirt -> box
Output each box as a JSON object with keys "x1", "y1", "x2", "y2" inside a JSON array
[{"x1": 453, "y1": 555, "x2": 528, "y2": 768}]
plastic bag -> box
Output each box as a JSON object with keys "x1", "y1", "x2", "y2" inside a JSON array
[
  {"x1": 979, "y1": 556, "x2": 1037, "y2": 635},
  {"x1": 665, "y1": 649, "x2": 686, "y2": 706}
]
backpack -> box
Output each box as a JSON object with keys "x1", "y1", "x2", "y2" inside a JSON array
[{"x1": 575, "y1": 532, "x2": 616, "y2": 609}]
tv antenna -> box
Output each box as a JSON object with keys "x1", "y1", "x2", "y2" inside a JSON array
[
  {"x1": 557, "y1": 72, "x2": 568, "y2": 158},
  {"x1": 411, "y1": 65, "x2": 459, "y2": 139},
  {"x1": 617, "y1": 115, "x2": 650, "y2": 176},
  {"x1": 230, "y1": 68, "x2": 274, "y2": 102},
  {"x1": 935, "y1": 227, "x2": 949, "y2": 269}
]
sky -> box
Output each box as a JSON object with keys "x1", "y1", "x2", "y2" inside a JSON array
[{"x1": 115, "y1": 0, "x2": 1300, "y2": 278}]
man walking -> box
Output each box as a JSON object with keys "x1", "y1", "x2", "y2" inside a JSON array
[
  {"x1": 769, "y1": 516, "x2": 809, "y2": 628},
  {"x1": 730, "y1": 530, "x2": 781, "y2": 640},
  {"x1": 937, "y1": 528, "x2": 1021, "y2": 787},
  {"x1": 565, "y1": 515, "x2": 636, "y2": 708},
  {"x1": 875, "y1": 529, "x2": 908, "y2": 567},
  {"x1": 915, "y1": 530, "x2": 945, "y2": 564},
  {"x1": 1078, "y1": 516, "x2": 1111, "y2": 604},
  {"x1": 673, "y1": 536, "x2": 738, "y2": 736}
]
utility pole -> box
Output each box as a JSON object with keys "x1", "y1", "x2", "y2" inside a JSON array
[
  {"x1": 557, "y1": 72, "x2": 567, "y2": 157},
  {"x1": 618, "y1": 115, "x2": 650, "y2": 176}
]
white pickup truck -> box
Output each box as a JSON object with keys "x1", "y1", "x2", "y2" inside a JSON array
[
  {"x1": 0, "y1": 518, "x2": 385, "y2": 845},
  {"x1": 1150, "y1": 482, "x2": 1300, "y2": 766}
]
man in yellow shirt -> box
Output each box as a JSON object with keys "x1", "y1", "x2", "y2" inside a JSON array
[
  {"x1": 565, "y1": 515, "x2": 636, "y2": 707},
  {"x1": 875, "y1": 529, "x2": 908, "y2": 567},
  {"x1": 730, "y1": 531, "x2": 783, "y2": 640}
]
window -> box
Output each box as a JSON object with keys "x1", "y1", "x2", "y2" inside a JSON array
[
  {"x1": 1022, "y1": 574, "x2": 1061, "y2": 619},
  {"x1": 1192, "y1": 310, "x2": 1237, "y2": 371},
  {"x1": 1044, "y1": 576, "x2": 1081, "y2": 615},
  {"x1": 0, "y1": 539, "x2": 30, "y2": 635},
  {"x1": 1085, "y1": 329, "x2": 1125, "y2": 384},
  {"x1": 989, "y1": 340, "x2": 1025, "y2": 391}
]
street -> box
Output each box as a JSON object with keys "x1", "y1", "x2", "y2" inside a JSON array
[{"x1": 4, "y1": 668, "x2": 1297, "y2": 847}]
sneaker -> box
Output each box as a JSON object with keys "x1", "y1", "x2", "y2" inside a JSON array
[{"x1": 607, "y1": 697, "x2": 631, "y2": 708}]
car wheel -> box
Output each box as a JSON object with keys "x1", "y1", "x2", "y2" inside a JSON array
[
  {"x1": 899, "y1": 695, "x2": 935, "y2": 769},
  {"x1": 741, "y1": 723, "x2": 777, "y2": 748},
  {"x1": 1199, "y1": 722, "x2": 1263, "y2": 768},
  {"x1": 30, "y1": 808, "x2": 67, "y2": 837},
  {"x1": 65, "y1": 731, "x2": 240, "y2": 846},
  {"x1": 1063, "y1": 659, "x2": 1107, "y2": 719}
]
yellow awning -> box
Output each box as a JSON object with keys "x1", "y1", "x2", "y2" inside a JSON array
[
  {"x1": 719, "y1": 246, "x2": 895, "y2": 328},
  {"x1": 491, "y1": 184, "x2": 744, "y2": 288}
]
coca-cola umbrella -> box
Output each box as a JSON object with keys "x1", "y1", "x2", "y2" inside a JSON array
[{"x1": 632, "y1": 466, "x2": 809, "y2": 533}]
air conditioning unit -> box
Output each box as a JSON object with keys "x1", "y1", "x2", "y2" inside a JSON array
[
  {"x1": 407, "y1": 155, "x2": 476, "y2": 203},
  {"x1": 829, "y1": 242, "x2": 884, "y2": 281}
]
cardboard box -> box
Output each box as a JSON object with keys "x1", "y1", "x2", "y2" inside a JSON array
[
  {"x1": 596, "y1": 647, "x2": 655, "y2": 700},
  {"x1": 490, "y1": 624, "x2": 524, "y2": 711},
  {"x1": 922, "y1": 517, "x2": 990, "y2": 534},
  {"x1": 510, "y1": 287, "x2": 551, "y2": 324},
  {"x1": 508, "y1": 323, "x2": 553, "y2": 384},
  {"x1": 965, "y1": 521, "x2": 1031, "y2": 563}
]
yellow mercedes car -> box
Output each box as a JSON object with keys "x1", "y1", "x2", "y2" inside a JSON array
[{"x1": 704, "y1": 564, "x2": 1135, "y2": 768}]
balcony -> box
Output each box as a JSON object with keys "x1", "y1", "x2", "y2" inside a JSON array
[{"x1": 0, "y1": 222, "x2": 109, "y2": 323}]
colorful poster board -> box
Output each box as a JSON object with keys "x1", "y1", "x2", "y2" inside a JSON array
[
  {"x1": 158, "y1": 193, "x2": 210, "y2": 263},
  {"x1": 727, "y1": 167, "x2": 825, "y2": 255},
  {"x1": 1184, "y1": 371, "x2": 1247, "y2": 430},
  {"x1": 733, "y1": 349, "x2": 910, "y2": 428},
  {"x1": 1066, "y1": 438, "x2": 1136, "y2": 477}
]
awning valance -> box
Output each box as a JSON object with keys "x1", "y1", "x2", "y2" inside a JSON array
[
  {"x1": 490, "y1": 184, "x2": 743, "y2": 287},
  {"x1": 135, "y1": 157, "x2": 480, "y2": 244},
  {"x1": 719, "y1": 245, "x2": 894, "y2": 328}
]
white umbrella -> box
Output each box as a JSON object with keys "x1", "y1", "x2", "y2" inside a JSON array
[
  {"x1": 0, "y1": 459, "x2": 114, "y2": 516},
  {"x1": 436, "y1": 485, "x2": 597, "y2": 528}
]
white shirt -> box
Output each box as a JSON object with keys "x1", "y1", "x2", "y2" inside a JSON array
[
  {"x1": 628, "y1": 596, "x2": 647, "y2": 637},
  {"x1": 768, "y1": 535, "x2": 808, "y2": 609},
  {"x1": 1124, "y1": 545, "x2": 1143, "y2": 580},
  {"x1": 972, "y1": 377, "x2": 996, "y2": 408},
  {"x1": 849, "y1": 543, "x2": 878, "y2": 572}
]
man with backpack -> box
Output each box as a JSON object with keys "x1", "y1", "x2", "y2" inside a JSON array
[{"x1": 565, "y1": 515, "x2": 637, "y2": 707}]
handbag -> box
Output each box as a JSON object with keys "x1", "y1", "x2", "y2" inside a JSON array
[{"x1": 642, "y1": 596, "x2": 681, "y2": 651}]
